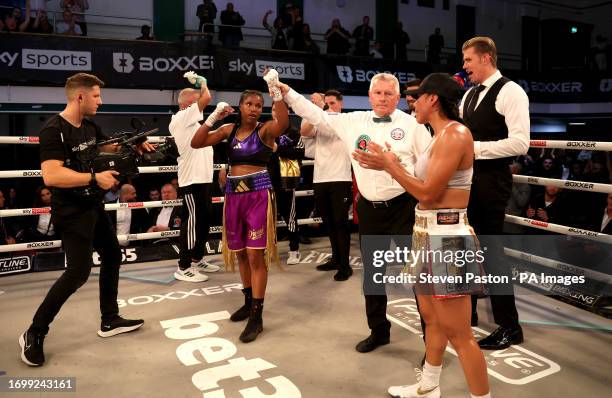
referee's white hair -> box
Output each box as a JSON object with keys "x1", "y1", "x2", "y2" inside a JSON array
[
  {"x1": 178, "y1": 88, "x2": 198, "y2": 107},
  {"x1": 369, "y1": 73, "x2": 400, "y2": 94}
]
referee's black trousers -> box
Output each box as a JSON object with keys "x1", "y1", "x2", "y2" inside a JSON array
[
  {"x1": 314, "y1": 181, "x2": 352, "y2": 269},
  {"x1": 468, "y1": 164, "x2": 520, "y2": 329},
  {"x1": 178, "y1": 183, "x2": 213, "y2": 270},
  {"x1": 357, "y1": 193, "x2": 416, "y2": 337},
  {"x1": 31, "y1": 203, "x2": 122, "y2": 335}
]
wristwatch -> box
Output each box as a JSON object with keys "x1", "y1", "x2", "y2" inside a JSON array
[{"x1": 89, "y1": 171, "x2": 97, "y2": 187}]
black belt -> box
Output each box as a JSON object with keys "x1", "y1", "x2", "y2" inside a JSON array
[{"x1": 362, "y1": 192, "x2": 411, "y2": 209}]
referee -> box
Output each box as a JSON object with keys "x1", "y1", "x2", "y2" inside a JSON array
[
  {"x1": 461, "y1": 36, "x2": 530, "y2": 350},
  {"x1": 301, "y1": 90, "x2": 354, "y2": 281},
  {"x1": 277, "y1": 74, "x2": 431, "y2": 352},
  {"x1": 169, "y1": 76, "x2": 220, "y2": 282}
]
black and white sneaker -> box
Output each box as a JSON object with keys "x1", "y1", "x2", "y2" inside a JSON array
[
  {"x1": 19, "y1": 329, "x2": 45, "y2": 366},
  {"x1": 97, "y1": 316, "x2": 144, "y2": 338}
]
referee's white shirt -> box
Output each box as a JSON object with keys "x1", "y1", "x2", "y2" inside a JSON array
[
  {"x1": 169, "y1": 103, "x2": 214, "y2": 187},
  {"x1": 286, "y1": 89, "x2": 431, "y2": 202},
  {"x1": 301, "y1": 115, "x2": 352, "y2": 184}
]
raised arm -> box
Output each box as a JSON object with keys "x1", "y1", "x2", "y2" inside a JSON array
[
  {"x1": 300, "y1": 93, "x2": 325, "y2": 137},
  {"x1": 191, "y1": 101, "x2": 234, "y2": 148},
  {"x1": 261, "y1": 98, "x2": 289, "y2": 140},
  {"x1": 277, "y1": 82, "x2": 340, "y2": 136}
]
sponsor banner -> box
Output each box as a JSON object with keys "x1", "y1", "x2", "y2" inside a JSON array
[
  {"x1": 506, "y1": 71, "x2": 612, "y2": 103},
  {"x1": 214, "y1": 48, "x2": 312, "y2": 91},
  {"x1": 1, "y1": 34, "x2": 611, "y2": 102},
  {"x1": 326, "y1": 57, "x2": 431, "y2": 95},
  {"x1": 0, "y1": 256, "x2": 31, "y2": 275}
]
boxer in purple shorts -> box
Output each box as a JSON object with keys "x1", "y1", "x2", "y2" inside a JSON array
[{"x1": 191, "y1": 81, "x2": 289, "y2": 343}]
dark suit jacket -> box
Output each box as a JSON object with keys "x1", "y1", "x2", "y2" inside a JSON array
[{"x1": 146, "y1": 207, "x2": 183, "y2": 231}]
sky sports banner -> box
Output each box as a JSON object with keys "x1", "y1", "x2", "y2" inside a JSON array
[{"x1": 1, "y1": 33, "x2": 611, "y2": 102}]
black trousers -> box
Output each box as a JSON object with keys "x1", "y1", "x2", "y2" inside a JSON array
[
  {"x1": 276, "y1": 188, "x2": 299, "y2": 252},
  {"x1": 178, "y1": 183, "x2": 213, "y2": 270},
  {"x1": 31, "y1": 203, "x2": 122, "y2": 335},
  {"x1": 468, "y1": 164, "x2": 520, "y2": 329},
  {"x1": 357, "y1": 193, "x2": 416, "y2": 337},
  {"x1": 314, "y1": 181, "x2": 352, "y2": 269}
]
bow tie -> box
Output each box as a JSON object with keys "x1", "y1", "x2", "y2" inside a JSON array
[{"x1": 372, "y1": 115, "x2": 392, "y2": 123}]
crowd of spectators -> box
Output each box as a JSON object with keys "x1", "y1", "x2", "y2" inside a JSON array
[{"x1": 505, "y1": 149, "x2": 612, "y2": 234}]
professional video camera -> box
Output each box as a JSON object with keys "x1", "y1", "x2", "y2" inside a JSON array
[{"x1": 93, "y1": 118, "x2": 178, "y2": 178}]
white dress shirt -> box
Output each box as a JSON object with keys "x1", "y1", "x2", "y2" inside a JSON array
[
  {"x1": 169, "y1": 103, "x2": 214, "y2": 187},
  {"x1": 459, "y1": 70, "x2": 530, "y2": 160},
  {"x1": 301, "y1": 115, "x2": 352, "y2": 183},
  {"x1": 36, "y1": 213, "x2": 54, "y2": 236},
  {"x1": 286, "y1": 89, "x2": 431, "y2": 201},
  {"x1": 601, "y1": 210, "x2": 610, "y2": 232},
  {"x1": 156, "y1": 207, "x2": 173, "y2": 229},
  {"x1": 116, "y1": 207, "x2": 132, "y2": 236}
]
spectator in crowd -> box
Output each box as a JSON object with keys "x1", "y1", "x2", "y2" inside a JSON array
[
  {"x1": 262, "y1": 10, "x2": 290, "y2": 50},
  {"x1": 594, "y1": 193, "x2": 612, "y2": 233},
  {"x1": 593, "y1": 35, "x2": 608, "y2": 71},
  {"x1": 352, "y1": 15, "x2": 373, "y2": 56},
  {"x1": 568, "y1": 159, "x2": 585, "y2": 181},
  {"x1": 302, "y1": 23, "x2": 319, "y2": 54},
  {"x1": 288, "y1": 6, "x2": 304, "y2": 51},
  {"x1": 526, "y1": 186, "x2": 568, "y2": 227},
  {"x1": 170, "y1": 177, "x2": 179, "y2": 193},
  {"x1": 504, "y1": 162, "x2": 531, "y2": 234},
  {"x1": 56, "y1": 9, "x2": 82, "y2": 36},
  {"x1": 60, "y1": 0, "x2": 88, "y2": 36},
  {"x1": 427, "y1": 27, "x2": 444, "y2": 63},
  {"x1": 136, "y1": 24, "x2": 155, "y2": 40},
  {"x1": 534, "y1": 156, "x2": 562, "y2": 178},
  {"x1": 111, "y1": 184, "x2": 149, "y2": 247},
  {"x1": 147, "y1": 183, "x2": 182, "y2": 232},
  {"x1": 148, "y1": 187, "x2": 160, "y2": 202},
  {"x1": 402, "y1": 78, "x2": 421, "y2": 116},
  {"x1": 1, "y1": 4, "x2": 30, "y2": 32},
  {"x1": 325, "y1": 18, "x2": 351, "y2": 55},
  {"x1": 104, "y1": 182, "x2": 120, "y2": 203},
  {"x1": 28, "y1": 9, "x2": 53, "y2": 33},
  {"x1": 584, "y1": 154, "x2": 610, "y2": 183},
  {"x1": 0, "y1": 190, "x2": 18, "y2": 245},
  {"x1": 280, "y1": 3, "x2": 294, "y2": 28},
  {"x1": 25, "y1": 186, "x2": 56, "y2": 242},
  {"x1": 394, "y1": 21, "x2": 410, "y2": 60},
  {"x1": 6, "y1": 187, "x2": 23, "y2": 209},
  {"x1": 370, "y1": 40, "x2": 383, "y2": 58},
  {"x1": 196, "y1": 0, "x2": 217, "y2": 34},
  {"x1": 219, "y1": 2, "x2": 245, "y2": 48}
]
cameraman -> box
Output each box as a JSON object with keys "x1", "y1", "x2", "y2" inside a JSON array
[
  {"x1": 168, "y1": 76, "x2": 220, "y2": 283},
  {"x1": 19, "y1": 73, "x2": 153, "y2": 367}
]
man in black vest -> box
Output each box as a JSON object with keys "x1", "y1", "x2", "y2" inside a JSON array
[{"x1": 461, "y1": 37, "x2": 530, "y2": 350}]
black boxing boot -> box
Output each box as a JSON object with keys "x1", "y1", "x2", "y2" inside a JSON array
[
  {"x1": 239, "y1": 298, "x2": 264, "y2": 343},
  {"x1": 230, "y1": 287, "x2": 252, "y2": 322}
]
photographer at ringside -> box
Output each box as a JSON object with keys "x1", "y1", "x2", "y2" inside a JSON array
[{"x1": 19, "y1": 73, "x2": 154, "y2": 367}]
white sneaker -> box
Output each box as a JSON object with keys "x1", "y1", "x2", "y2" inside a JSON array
[
  {"x1": 287, "y1": 251, "x2": 300, "y2": 265},
  {"x1": 193, "y1": 259, "x2": 221, "y2": 273},
  {"x1": 387, "y1": 383, "x2": 440, "y2": 398},
  {"x1": 174, "y1": 267, "x2": 209, "y2": 282}
]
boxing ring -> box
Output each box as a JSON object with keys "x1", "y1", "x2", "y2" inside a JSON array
[{"x1": 0, "y1": 137, "x2": 610, "y2": 397}]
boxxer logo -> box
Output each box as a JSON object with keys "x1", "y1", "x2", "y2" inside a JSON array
[
  {"x1": 113, "y1": 52, "x2": 134, "y2": 73},
  {"x1": 337, "y1": 65, "x2": 353, "y2": 83},
  {"x1": 113, "y1": 53, "x2": 214, "y2": 74}
]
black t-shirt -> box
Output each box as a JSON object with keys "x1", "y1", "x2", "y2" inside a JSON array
[{"x1": 39, "y1": 114, "x2": 107, "y2": 207}]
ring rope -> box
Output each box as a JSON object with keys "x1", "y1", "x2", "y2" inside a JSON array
[
  {"x1": 0, "y1": 216, "x2": 335, "y2": 253},
  {"x1": 0, "y1": 190, "x2": 316, "y2": 218},
  {"x1": 504, "y1": 214, "x2": 612, "y2": 244}
]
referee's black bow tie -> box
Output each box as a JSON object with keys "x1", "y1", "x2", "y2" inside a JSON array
[{"x1": 373, "y1": 115, "x2": 392, "y2": 123}]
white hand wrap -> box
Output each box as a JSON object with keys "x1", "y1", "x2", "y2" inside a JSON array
[
  {"x1": 205, "y1": 102, "x2": 229, "y2": 127},
  {"x1": 263, "y1": 68, "x2": 283, "y2": 101},
  {"x1": 183, "y1": 71, "x2": 206, "y2": 88}
]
